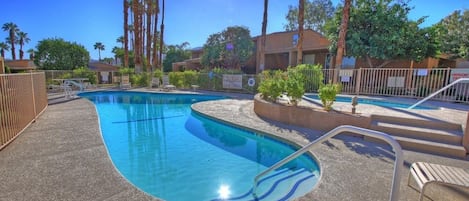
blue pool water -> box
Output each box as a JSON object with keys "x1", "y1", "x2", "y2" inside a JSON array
[
  {"x1": 304, "y1": 94, "x2": 435, "y2": 110},
  {"x1": 80, "y1": 91, "x2": 320, "y2": 201}
]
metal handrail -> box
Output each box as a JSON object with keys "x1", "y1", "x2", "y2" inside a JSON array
[
  {"x1": 407, "y1": 78, "x2": 469, "y2": 109},
  {"x1": 252, "y1": 125, "x2": 404, "y2": 201}
]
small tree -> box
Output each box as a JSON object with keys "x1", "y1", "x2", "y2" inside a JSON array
[
  {"x1": 438, "y1": 9, "x2": 469, "y2": 60},
  {"x1": 284, "y1": 0, "x2": 335, "y2": 34},
  {"x1": 325, "y1": 0, "x2": 438, "y2": 68},
  {"x1": 34, "y1": 38, "x2": 90, "y2": 70},
  {"x1": 163, "y1": 42, "x2": 191, "y2": 72},
  {"x1": 201, "y1": 26, "x2": 254, "y2": 70}
]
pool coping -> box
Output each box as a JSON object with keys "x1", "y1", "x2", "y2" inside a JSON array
[{"x1": 1, "y1": 89, "x2": 468, "y2": 201}]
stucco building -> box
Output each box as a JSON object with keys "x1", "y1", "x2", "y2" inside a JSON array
[{"x1": 174, "y1": 29, "x2": 455, "y2": 74}]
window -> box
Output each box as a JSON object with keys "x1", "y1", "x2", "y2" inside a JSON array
[{"x1": 341, "y1": 56, "x2": 356, "y2": 68}]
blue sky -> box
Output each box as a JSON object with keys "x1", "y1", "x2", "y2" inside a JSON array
[{"x1": 1, "y1": 0, "x2": 468, "y2": 60}]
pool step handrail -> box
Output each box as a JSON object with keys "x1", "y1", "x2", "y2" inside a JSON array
[
  {"x1": 407, "y1": 78, "x2": 469, "y2": 109},
  {"x1": 252, "y1": 125, "x2": 404, "y2": 201}
]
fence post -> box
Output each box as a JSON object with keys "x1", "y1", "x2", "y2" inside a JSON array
[
  {"x1": 463, "y1": 112, "x2": 469, "y2": 153},
  {"x1": 30, "y1": 72, "x2": 37, "y2": 120},
  {"x1": 355, "y1": 68, "x2": 362, "y2": 95}
]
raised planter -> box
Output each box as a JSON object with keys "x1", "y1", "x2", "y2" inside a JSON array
[{"x1": 253, "y1": 94, "x2": 371, "y2": 131}]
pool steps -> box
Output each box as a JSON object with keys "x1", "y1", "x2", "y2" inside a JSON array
[
  {"x1": 367, "y1": 115, "x2": 466, "y2": 158},
  {"x1": 211, "y1": 168, "x2": 316, "y2": 201}
]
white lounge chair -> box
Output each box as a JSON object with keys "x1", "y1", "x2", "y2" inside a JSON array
[
  {"x1": 408, "y1": 162, "x2": 469, "y2": 201},
  {"x1": 162, "y1": 75, "x2": 176, "y2": 91}
]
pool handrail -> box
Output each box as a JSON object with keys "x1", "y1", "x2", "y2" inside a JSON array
[
  {"x1": 252, "y1": 125, "x2": 404, "y2": 201},
  {"x1": 407, "y1": 78, "x2": 469, "y2": 109}
]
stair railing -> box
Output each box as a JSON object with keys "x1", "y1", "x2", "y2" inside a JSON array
[
  {"x1": 252, "y1": 125, "x2": 404, "y2": 201},
  {"x1": 407, "y1": 78, "x2": 469, "y2": 109}
]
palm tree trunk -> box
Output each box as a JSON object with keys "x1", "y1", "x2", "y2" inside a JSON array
[
  {"x1": 124, "y1": 0, "x2": 129, "y2": 67},
  {"x1": 19, "y1": 43, "x2": 24, "y2": 60},
  {"x1": 133, "y1": 0, "x2": 143, "y2": 73},
  {"x1": 159, "y1": 0, "x2": 165, "y2": 71},
  {"x1": 146, "y1": 0, "x2": 152, "y2": 72},
  {"x1": 334, "y1": 0, "x2": 351, "y2": 83},
  {"x1": 259, "y1": 0, "x2": 268, "y2": 73},
  {"x1": 152, "y1": 0, "x2": 159, "y2": 70},
  {"x1": 297, "y1": 0, "x2": 304, "y2": 65},
  {"x1": 9, "y1": 32, "x2": 16, "y2": 60}
]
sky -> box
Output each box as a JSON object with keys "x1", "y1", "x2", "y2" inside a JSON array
[{"x1": 1, "y1": 0, "x2": 468, "y2": 60}]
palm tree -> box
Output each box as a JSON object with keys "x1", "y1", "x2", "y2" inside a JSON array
[
  {"x1": 159, "y1": 0, "x2": 165, "y2": 70},
  {"x1": 145, "y1": 0, "x2": 152, "y2": 72},
  {"x1": 259, "y1": 0, "x2": 268, "y2": 73},
  {"x1": 17, "y1": 31, "x2": 30, "y2": 60},
  {"x1": 124, "y1": 0, "x2": 130, "y2": 67},
  {"x1": 116, "y1": 36, "x2": 124, "y2": 48},
  {"x1": 152, "y1": 0, "x2": 159, "y2": 69},
  {"x1": 133, "y1": 0, "x2": 143, "y2": 73},
  {"x1": 2, "y1": 22, "x2": 19, "y2": 60},
  {"x1": 27, "y1": 48, "x2": 34, "y2": 60},
  {"x1": 94, "y1": 42, "x2": 105, "y2": 61},
  {"x1": 0, "y1": 42, "x2": 10, "y2": 58},
  {"x1": 297, "y1": 0, "x2": 304, "y2": 65},
  {"x1": 335, "y1": 0, "x2": 352, "y2": 70}
]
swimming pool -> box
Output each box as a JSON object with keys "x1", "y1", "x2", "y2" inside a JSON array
[
  {"x1": 304, "y1": 94, "x2": 435, "y2": 110},
  {"x1": 80, "y1": 91, "x2": 320, "y2": 201}
]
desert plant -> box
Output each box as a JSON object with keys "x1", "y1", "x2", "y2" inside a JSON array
[{"x1": 318, "y1": 83, "x2": 341, "y2": 111}]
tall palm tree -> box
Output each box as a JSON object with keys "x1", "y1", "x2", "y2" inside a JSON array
[
  {"x1": 0, "y1": 42, "x2": 10, "y2": 58},
  {"x1": 152, "y1": 0, "x2": 159, "y2": 69},
  {"x1": 133, "y1": 0, "x2": 143, "y2": 73},
  {"x1": 116, "y1": 36, "x2": 124, "y2": 48},
  {"x1": 297, "y1": 0, "x2": 304, "y2": 65},
  {"x1": 145, "y1": 0, "x2": 152, "y2": 72},
  {"x1": 27, "y1": 48, "x2": 34, "y2": 60},
  {"x1": 259, "y1": 0, "x2": 268, "y2": 73},
  {"x1": 124, "y1": 0, "x2": 129, "y2": 67},
  {"x1": 2, "y1": 22, "x2": 19, "y2": 60},
  {"x1": 17, "y1": 31, "x2": 30, "y2": 60},
  {"x1": 94, "y1": 42, "x2": 105, "y2": 61},
  {"x1": 335, "y1": 0, "x2": 352, "y2": 70},
  {"x1": 159, "y1": 0, "x2": 165, "y2": 70}
]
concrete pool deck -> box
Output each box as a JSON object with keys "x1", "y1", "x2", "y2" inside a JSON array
[{"x1": 0, "y1": 89, "x2": 468, "y2": 201}]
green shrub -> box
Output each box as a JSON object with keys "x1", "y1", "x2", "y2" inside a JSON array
[
  {"x1": 131, "y1": 72, "x2": 151, "y2": 87},
  {"x1": 168, "y1": 70, "x2": 200, "y2": 88},
  {"x1": 318, "y1": 83, "x2": 341, "y2": 111},
  {"x1": 72, "y1": 67, "x2": 97, "y2": 84},
  {"x1": 168, "y1": 72, "x2": 184, "y2": 88},
  {"x1": 296, "y1": 64, "x2": 324, "y2": 92},
  {"x1": 59, "y1": 72, "x2": 72, "y2": 79},
  {"x1": 183, "y1": 70, "x2": 198, "y2": 87},
  {"x1": 153, "y1": 69, "x2": 163, "y2": 79},
  {"x1": 119, "y1": 67, "x2": 134, "y2": 75},
  {"x1": 285, "y1": 67, "x2": 306, "y2": 105},
  {"x1": 258, "y1": 70, "x2": 286, "y2": 102}
]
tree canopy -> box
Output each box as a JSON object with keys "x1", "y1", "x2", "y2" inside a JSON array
[
  {"x1": 163, "y1": 42, "x2": 191, "y2": 72},
  {"x1": 325, "y1": 0, "x2": 438, "y2": 68},
  {"x1": 201, "y1": 26, "x2": 254, "y2": 70},
  {"x1": 34, "y1": 38, "x2": 90, "y2": 70},
  {"x1": 437, "y1": 9, "x2": 469, "y2": 60},
  {"x1": 284, "y1": 0, "x2": 335, "y2": 34}
]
